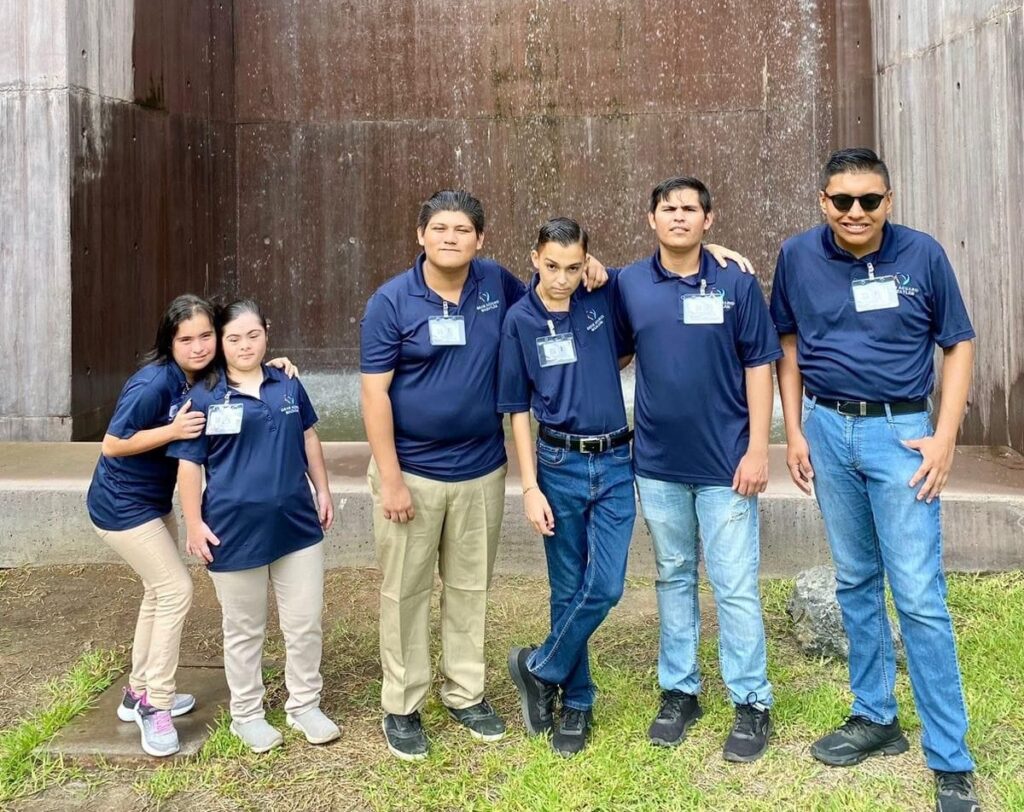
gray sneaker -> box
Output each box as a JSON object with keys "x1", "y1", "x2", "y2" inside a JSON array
[
  {"x1": 135, "y1": 702, "x2": 180, "y2": 757},
  {"x1": 230, "y1": 718, "x2": 284, "y2": 753},
  {"x1": 287, "y1": 707, "x2": 341, "y2": 744},
  {"x1": 117, "y1": 688, "x2": 196, "y2": 722}
]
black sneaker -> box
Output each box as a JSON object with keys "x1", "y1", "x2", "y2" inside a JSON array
[
  {"x1": 552, "y1": 707, "x2": 592, "y2": 758},
  {"x1": 723, "y1": 703, "x2": 772, "y2": 763},
  {"x1": 446, "y1": 698, "x2": 506, "y2": 742},
  {"x1": 935, "y1": 771, "x2": 982, "y2": 812},
  {"x1": 648, "y1": 690, "x2": 703, "y2": 747},
  {"x1": 507, "y1": 646, "x2": 558, "y2": 735},
  {"x1": 810, "y1": 715, "x2": 909, "y2": 766},
  {"x1": 382, "y1": 712, "x2": 429, "y2": 761}
]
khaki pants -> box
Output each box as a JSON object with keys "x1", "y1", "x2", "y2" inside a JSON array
[
  {"x1": 369, "y1": 460, "x2": 506, "y2": 715},
  {"x1": 94, "y1": 513, "x2": 194, "y2": 710},
  {"x1": 208, "y1": 542, "x2": 325, "y2": 723}
]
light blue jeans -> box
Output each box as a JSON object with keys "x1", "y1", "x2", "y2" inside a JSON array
[
  {"x1": 635, "y1": 476, "x2": 773, "y2": 707},
  {"x1": 802, "y1": 395, "x2": 974, "y2": 773}
]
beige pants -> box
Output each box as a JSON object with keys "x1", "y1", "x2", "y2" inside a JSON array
[
  {"x1": 369, "y1": 459, "x2": 506, "y2": 715},
  {"x1": 94, "y1": 513, "x2": 194, "y2": 710},
  {"x1": 208, "y1": 542, "x2": 325, "y2": 723}
]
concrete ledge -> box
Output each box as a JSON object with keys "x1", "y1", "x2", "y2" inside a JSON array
[{"x1": 2, "y1": 443, "x2": 1023, "y2": 576}]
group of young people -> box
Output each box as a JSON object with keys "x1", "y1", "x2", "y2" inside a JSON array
[{"x1": 88, "y1": 147, "x2": 981, "y2": 812}]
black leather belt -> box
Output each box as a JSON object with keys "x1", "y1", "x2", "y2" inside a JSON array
[
  {"x1": 538, "y1": 426, "x2": 633, "y2": 453},
  {"x1": 811, "y1": 395, "x2": 928, "y2": 417}
]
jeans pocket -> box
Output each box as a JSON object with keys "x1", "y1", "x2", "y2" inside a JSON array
[
  {"x1": 610, "y1": 442, "x2": 632, "y2": 462},
  {"x1": 887, "y1": 412, "x2": 934, "y2": 448},
  {"x1": 536, "y1": 440, "x2": 567, "y2": 467}
]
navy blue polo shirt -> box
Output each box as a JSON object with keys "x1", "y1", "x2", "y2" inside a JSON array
[
  {"x1": 615, "y1": 250, "x2": 782, "y2": 486},
  {"x1": 498, "y1": 271, "x2": 628, "y2": 435},
  {"x1": 769, "y1": 223, "x2": 975, "y2": 402},
  {"x1": 167, "y1": 366, "x2": 323, "y2": 572},
  {"x1": 87, "y1": 362, "x2": 191, "y2": 531},
  {"x1": 360, "y1": 253, "x2": 527, "y2": 481}
]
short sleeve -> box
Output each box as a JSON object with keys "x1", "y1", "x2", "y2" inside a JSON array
[
  {"x1": 501, "y1": 268, "x2": 528, "y2": 308},
  {"x1": 769, "y1": 249, "x2": 797, "y2": 335},
  {"x1": 106, "y1": 376, "x2": 165, "y2": 439},
  {"x1": 360, "y1": 292, "x2": 402, "y2": 373},
  {"x1": 928, "y1": 244, "x2": 976, "y2": 348},
  {"x1": 496, "y1": 317, "x2": 531, "y2": 414},
  {"x1": 611, "y1": 269, "x2": 636, "y2": 357},
  {"x1": 296, "y1": 380, "x2": 318, "y2": 430},
  {"x1": 736, "y1": 275, "x2": 784, "y2": 367}
]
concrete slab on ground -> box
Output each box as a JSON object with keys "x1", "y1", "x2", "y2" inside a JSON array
[
  {"x1": 41, "y1": 665, "x2": 229, "y2": 765},
  {"x1": 3, "y1": 442, "x2": 1024, "y2": 575}
]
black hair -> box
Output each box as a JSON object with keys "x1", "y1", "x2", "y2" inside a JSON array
[
  {"x1": 649, "y1": 176, "x2": 713, "y2": 215},
  {"x1": 820, "y1": 148, "x2": 891, "y2": 190},
  {"x1": 417, "y1": 189, "x2": 485, "y2": 234},
  {"x1": 140, "y1": 294, "x2": 216, "y2": 369},
  {"x1": 534, "y1": 217, "x2": 589, "y2": 253},
  {"x1": 214, "y1": 299, "x2": 270, "y2": 388}
]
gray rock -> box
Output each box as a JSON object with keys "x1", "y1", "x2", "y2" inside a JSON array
[{"x1": 787, "y1": 565, "x2": 904, "y2": 663}]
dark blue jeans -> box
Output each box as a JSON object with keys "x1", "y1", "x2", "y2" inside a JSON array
[{"x1": 527, "y1": 437, "x2": 636, "y2": 711}]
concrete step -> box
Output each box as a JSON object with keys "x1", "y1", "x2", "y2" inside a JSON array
[{"x1": 1, "y1": 443, "x2": 1022, "y2": 576}]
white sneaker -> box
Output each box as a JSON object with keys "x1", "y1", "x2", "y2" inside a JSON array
[
  {"x1": 135, "y1": 702, "x2": 180, "y2": 757},
  {"x1": 117, "y1": 688, "x2": 196, "y2": 722},
  {"x1": 287, "y1": 707, "x2": 341, "y2": 744},
  {"x1": 230, "y1": 718, "x2": 284, "y2": 753}
]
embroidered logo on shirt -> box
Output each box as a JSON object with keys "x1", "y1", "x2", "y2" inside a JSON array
[
  {"x1": 281, "y1": 394, "x2": 300, "y2": 415},
  {"x1": 712, "y1": 288, "x2": 736, "y2": 311},
  {"x1": 896, "y1": 273, "x2": 919, "y2": 297},
  {"x1": 477, "y1": 291, "x2": 501, "y2": 313},
  {"x1": 585, "y1": 308, "x2": 606, "y2": 332}
]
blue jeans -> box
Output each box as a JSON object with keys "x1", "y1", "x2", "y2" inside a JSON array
[
  {"x1": 527, "y1": 438, "x2": 636, "y2": 711},
  {"x1": 802, "y1": 396, "x2": 974, "y2": 773},
  {"x1": 636, "y1": 476, "x2": 772, "y2": 707}
]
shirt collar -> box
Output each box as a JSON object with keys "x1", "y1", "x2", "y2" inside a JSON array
[
  {"x1": 210, "y1": 364, "x2": 275, "y2": 399},
  {"x1": 820, "y1": 221, "x2": 898, "y2": 264},
  {"x1": 409, "y1": 252, "x2": 484, "y2": 301},
  {"x1": 167, "y1": 360, "x2": 188, "y2": 392},
  {"x1": 649, "y1": 248, "x2": 719, "y2": 287}
]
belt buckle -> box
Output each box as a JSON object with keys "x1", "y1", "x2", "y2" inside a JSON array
[
  {"x1": 836, "y1": 400, "x2": 868, "y2": 417},
  {"x1": 579, "y1": 437, "x2": 604, "y2": 454}
]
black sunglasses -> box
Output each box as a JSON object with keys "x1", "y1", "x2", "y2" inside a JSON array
[{"x1": 822, "y1": 192, "x2": 889, "y2": 213}]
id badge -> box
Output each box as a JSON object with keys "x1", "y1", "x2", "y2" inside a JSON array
[
  {"x1": 428, "y1": 315, "x2": 467, "y2": 346},
  {"x1": 681, "y1": 292, "x2": 725, "y2": 324},
  {"x1": 536, "y1": 333, "x2": 578, "y2": 367},
  {"x1": 852, "y1": 276, "x2": 899, "y2": 312},
  {"x1": 206, "y1": 403, "x2": 244, "y2": 435}
]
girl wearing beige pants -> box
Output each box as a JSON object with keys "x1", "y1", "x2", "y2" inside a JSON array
[{"x1": 172, "y1": 299, "x2": 340, "y2": 753}]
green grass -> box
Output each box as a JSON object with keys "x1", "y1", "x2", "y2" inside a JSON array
[
  {"x1": 0, "y1": 647, "x2": 124, "y2": 803},
  {"x1": 3, "y1": 572, "x2": 1023, "y2": 810}
]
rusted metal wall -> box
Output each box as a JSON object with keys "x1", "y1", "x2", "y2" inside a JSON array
[
  {"x1": 874, "y1": 1, "x2": 1024, "y2": 451},
  {"x1": 233, "y1": 0, "x2": 870, "y2": 366},
  {"x1": 68, "y1": 2, "x2": 236, "y2": 439}
]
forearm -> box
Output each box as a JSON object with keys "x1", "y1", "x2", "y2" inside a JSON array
[
  {"x1": 510, "y1": 412, "x2": 538, "y2": 491},
  {"x1": 745, "y1": 364, "x2": 773, "y2": 451},
  {"x1": 177, "y1": 460, "x2": 204, "y2": 527},
  {"x1": 934, "y1": 340, "x2": 974, "y2": 443},
  {"x1": 304, "y1": 428, "x2": 331, "y2": 495},
  {"x1": 101, "y1": 425, "x2": 175, "y2": 457},
  {"x1": 776, "y1": 334, "x2": 804, "y2": 439},
  {"x1": 361, "y1": 388, "x2": 404, "y2": 484}
]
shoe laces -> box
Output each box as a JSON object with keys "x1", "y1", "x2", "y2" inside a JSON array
[
  {"x1": 838, "y1": 714, "x2": 877, "y2": 734},
  {"x1": 560, "y1": 708, "x2": 587, "y2": 733},
  {"x1": 657, "y1": 692, "x2": 691, "y2": 721},
  {"x1": 936, "y1": 771, "x2": 975, "y2": 798},
  {"x1": 732, "y1": 704, "x2": 765, "y2": 739},
  {"x1": 151, "y1": 710, "x2": 174, "y2": 735}
]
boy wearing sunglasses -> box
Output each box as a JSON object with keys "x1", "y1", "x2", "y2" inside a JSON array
[{"x1": 771, "y1": 148, "x2": 980, "y2": 812}]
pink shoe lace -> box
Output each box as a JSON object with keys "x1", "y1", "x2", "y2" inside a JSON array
[{"x1": 151, "y1": 709, "x2": 174, "y2": 734}]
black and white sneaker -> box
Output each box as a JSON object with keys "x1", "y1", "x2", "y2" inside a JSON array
[
  {"x1": 722, "y1": 703, "x2": 772, "y2": 763},
  {"x1": 810, "y1": 715, "x2": 909, "y2": 767},
  {"x1": 382, "y1": 712, "x2": 429, "y2": 761},
  {"x1": 446, "y1": 699, "x2": 506, "y2": 742},
  {"x1": 648, "y1": 690, "x2": 703, "y2": 747},
  {"x1": 507, "y1": 646, "x2": 558, "y2": 736},
  {"x1": 935, "y1": 771, "x2": 982, "y2": 812}
]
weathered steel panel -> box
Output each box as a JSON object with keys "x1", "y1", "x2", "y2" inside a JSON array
[
  {"x1": 875, "y1": 1, "x2": 1024, "y2": 451},
  {"x1": 234, "y1": 0, "x2": 852, "y2": 368}
]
